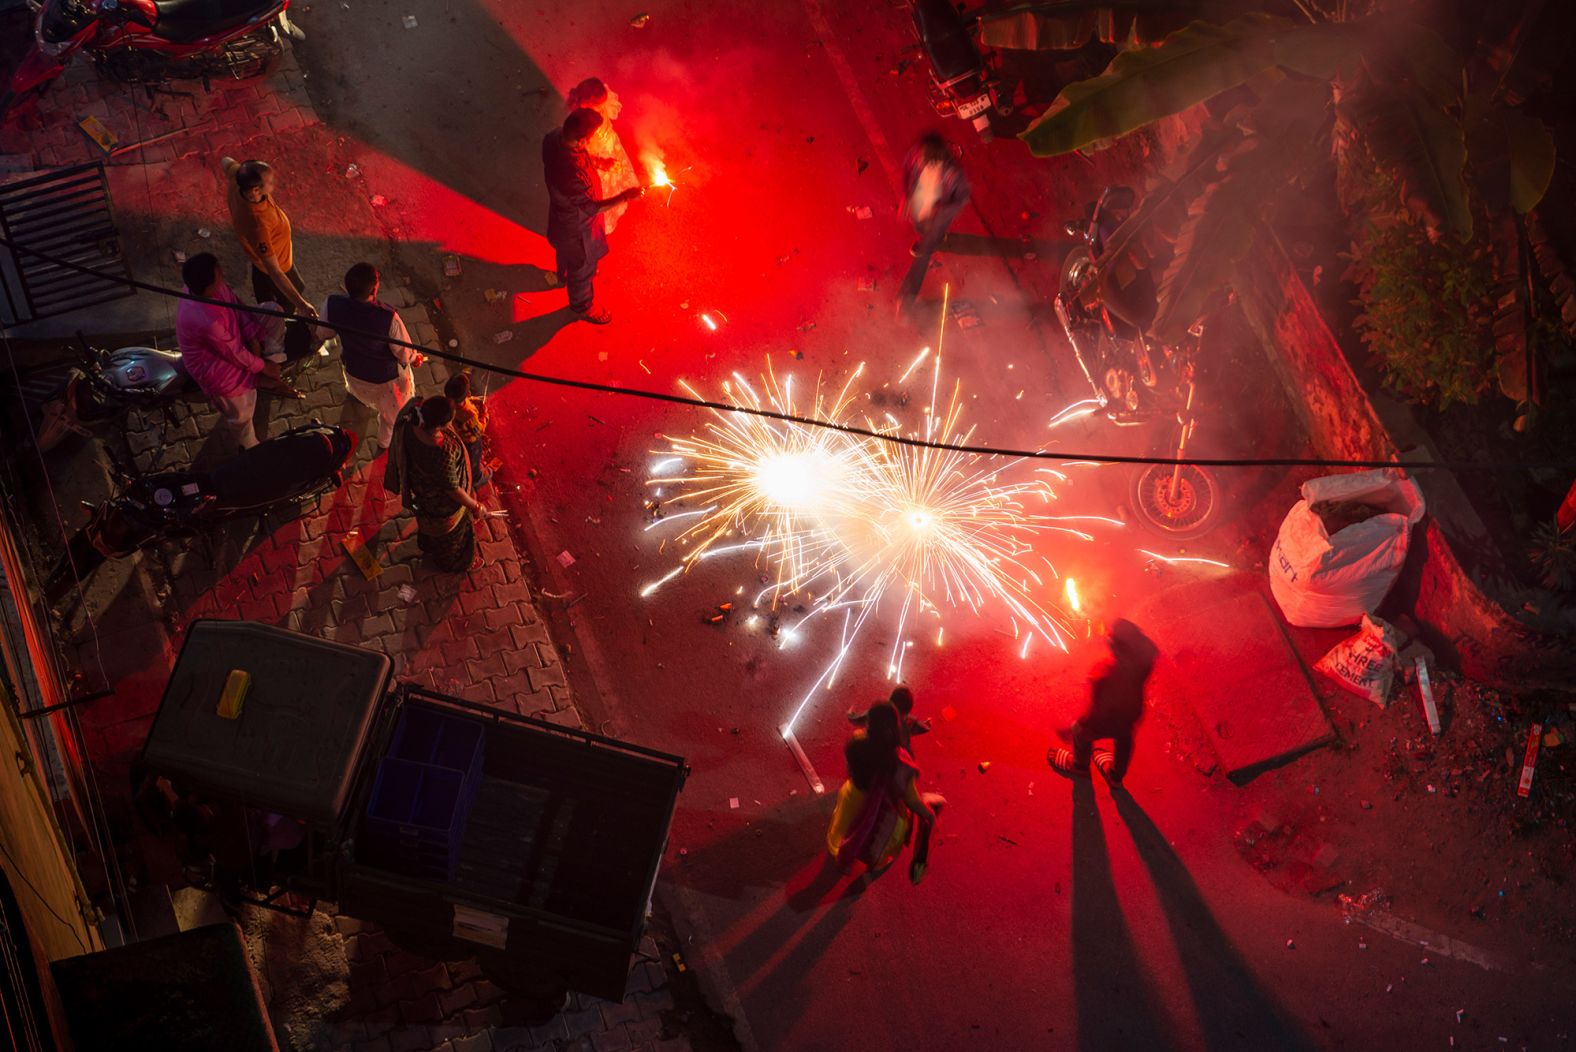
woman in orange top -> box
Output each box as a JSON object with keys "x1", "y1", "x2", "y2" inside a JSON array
[{"x1": 219, "y1": 156, "x2": 316, "y2": 318}]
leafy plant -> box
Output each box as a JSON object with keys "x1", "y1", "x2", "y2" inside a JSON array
[
  {"x1": 1345, "y1": 169, "x2": 1497, "y2": 407},
  {"x1": 1529, "y1": 518, "x2": 1576, "y2": 592},
  {"x1": 982, "y1": 2, "x2": 1564, "y2": 383}
]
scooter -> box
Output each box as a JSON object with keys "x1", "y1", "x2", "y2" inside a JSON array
[
  {"x1": 2, "y1": 0, "x2": 303, "y2": 118},
  {"x1": 909, "y1": 0, "x2": 1009, "y2": 140},
  {"x1": 44, "y1": 421, "x2": 357, "y2": 602},
  {"x1": 33, "y1": 334, "x2": 196, "y2": 453}
]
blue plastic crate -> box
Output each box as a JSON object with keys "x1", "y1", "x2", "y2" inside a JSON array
[
  {"x1": 388, "y1": 706, "x2": 486, "y2": 776},
  {"x1": 362, "y1": 758, "x2": 477, "y2": 879}
]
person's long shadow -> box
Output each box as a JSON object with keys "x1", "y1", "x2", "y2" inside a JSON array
[
  {"x1": 1112, "y1": 790, "x2": 1317, "y2": 1052},
  {"x1": 1071, "y1": 778, "x2": 1179, "y2": 1052}
]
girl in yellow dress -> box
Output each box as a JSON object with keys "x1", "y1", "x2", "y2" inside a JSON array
[
  {"x1": 565, "y1": 77, "x2": 642, "y2": 236},
  {"x1": 826, "y1": 701, "x2": 944, "y2": 884}
]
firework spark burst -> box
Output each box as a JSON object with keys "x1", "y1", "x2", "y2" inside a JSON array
[{"x1": 640, "y1": 339, "x2": 1111, "y2": 734}]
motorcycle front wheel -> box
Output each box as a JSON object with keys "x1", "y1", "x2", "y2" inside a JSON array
[{"x1": 1129, "y1": 463, "x2": 1220, "y2": 539}]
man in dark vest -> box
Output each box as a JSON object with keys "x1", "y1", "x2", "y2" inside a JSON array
[
  {"x1": 542, "y1": 107, "x2": 644, "y2": 325},
  {"x1": 316, "y1": 262, "x2": 419, "y2": 448}
]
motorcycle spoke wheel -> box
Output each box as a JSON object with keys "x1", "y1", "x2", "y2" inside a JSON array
[{"x1": 1131, "y1": 464, "x2": 1219, "y2": 538}]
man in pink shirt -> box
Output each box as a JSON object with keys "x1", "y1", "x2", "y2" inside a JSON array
[{"x1": 176, "y1": 253, "x2": 285, "y2": 449}]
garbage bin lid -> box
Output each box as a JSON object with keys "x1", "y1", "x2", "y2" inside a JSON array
[{"x1": 143, "y1": 620, "x2": 393, "y2": 827}]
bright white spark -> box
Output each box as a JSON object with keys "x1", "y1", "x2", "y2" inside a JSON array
[
  {"x1": 646, "y1": 349, "x2": 1110, "y2": 733},
  {"x1": 1137, "y1": 549, "x2": 1232, "y2": 569},
  {"x1": 1048, "y1": 399, "x2": 1102, "y2": 429}
]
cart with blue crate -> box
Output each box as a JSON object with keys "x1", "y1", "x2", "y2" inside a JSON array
[{"x1": 139, "y1": 620, "x2": 688, "y2": 1004}]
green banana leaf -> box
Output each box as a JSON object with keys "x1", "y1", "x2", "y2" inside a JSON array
[
  {"x1": 1019, "y1": 13, "x2": 1293, "y2": 156},
  {"x1": 1465, "y1": 95, "x2": 1556, "y2": 214},
  {"x1": 979, "y1": 2, "x2": 1208, "y2": 50},
  {"x1": 1339, "y1": 78, "x2": 1470, "y2": 240}
]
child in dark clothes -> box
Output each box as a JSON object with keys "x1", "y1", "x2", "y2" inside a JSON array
[{"x1": 848, "y1": 686, "x2": 932, "y2": 753}]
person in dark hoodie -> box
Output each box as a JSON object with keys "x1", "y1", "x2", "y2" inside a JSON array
[{"x1": 1048, "y1": 619, "x2": 1158, "y2": 788}]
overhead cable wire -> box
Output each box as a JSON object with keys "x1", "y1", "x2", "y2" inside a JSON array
[{"x1": 3, "y1": 234, "x2": 1573, "y2": 473}]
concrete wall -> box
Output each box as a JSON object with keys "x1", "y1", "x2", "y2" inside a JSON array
[{"x1": 1236, "y1": 231, "x2": 1575, "y2": 688}]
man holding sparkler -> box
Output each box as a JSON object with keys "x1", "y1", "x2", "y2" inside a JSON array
[
  {"x1": 542, "y1": 108, "x2": 644, "y2": 325},
  {"x1": 1049, "y1": 620, "x2": 1158, "y2": 788}
]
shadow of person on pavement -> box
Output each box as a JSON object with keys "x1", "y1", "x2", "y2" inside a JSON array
[
  {"x1": 1112, "y1": 790, "x2": 1317, "y2": 1052},
  {"x1": 1071, "y1": 778, "x2": 1179, "y2": 1052}
]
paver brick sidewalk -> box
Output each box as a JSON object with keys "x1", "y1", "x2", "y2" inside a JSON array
[{"x1": 14, "y1": 35, "x2": 707, "y2": 1052}]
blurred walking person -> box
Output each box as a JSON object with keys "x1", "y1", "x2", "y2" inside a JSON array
[
  {"x1": 565, "y1": 77, "x2": 641, "y2": 236},
  {"x1": 384, "y1": 396, "x2": 484, "y2": 572},
  {"x1": 175, "y1": 253, "x2": 287, "y2": 450},
  {"x1": 219, "y1": 157, "x2": 317, "y2": 318},
  {"x1": 827, "y1": 701, "x2": 945, "y2": 885},
  {"x1": 542, "y1": 108, "x2": 644, "y2": 325},
  {"x1": 1049, "y1": 619, "x2": 1159, "y2": 788},
  {"x1": 897, "y1": 132, "x2": 970, "y2": 308},
  {"x1": 317, "y1": 262, "x2": 418, "y2": 449}
]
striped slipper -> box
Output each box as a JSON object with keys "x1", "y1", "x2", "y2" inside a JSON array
[{"x1": 1047, "y1": 747, "x2": 1091, "y2": 778}]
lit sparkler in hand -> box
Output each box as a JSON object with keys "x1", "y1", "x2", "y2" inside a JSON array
[
  {"x1": 643, "y1": 156, "x2": 684, "y2": 205},
  {"x1": 640, "y1": 304, "x2": 1103, "y2": 735}
]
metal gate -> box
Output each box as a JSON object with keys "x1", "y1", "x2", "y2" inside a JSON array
[{"x1": 0, "y1": 163, "x2": 134, "y2": 327}]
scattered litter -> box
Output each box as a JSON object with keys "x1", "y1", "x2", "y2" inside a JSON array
[
  {"x1": 856, "y1": 276, "x2": 876, "y2": 292},
  {"x1": 1517, "y1": 723, "x2": 1541, "y2": 798},
  {"x1": 847, "y1": 205, "x2": 873, "y2": 220},
  {"x1": 976, "y1": 761, "x2": 991, "y2": 774},
  {"x1": 1358, "y1": 941, "x2": 1367, "y2": 950},
  {"x1": 341, "y1": 530, "x2": 382, "y2": 580},
  {"x1": 598, "y1": 351, "x2": 608, "y2": 362},
  {"x1": 629, "y1": 11, "x2": 649, "y2": 27},
  {"x1": 997, "y1": 835, "x2": 1018, "y2": 847},
  {"x1": 173, "y1": 250, "x2": 187, "y2": 264},
  {"x1": 370, "y1": 194, "x2": 387, "y2": 207},
  {"x1": 1416, "y1": 656, "x2": 1441, "y2": 733},
  {"x1": 952, "y1": 300, "x2": 982, "y2": 329},
  {"x1": 1360, "y1": 799, "x2": 1373, "y2": 810},
  {"x1": 443, "y1": 254, "x2": 462, "y2": 277},
  {"x1": 1545, "y1": 725, "x2": 1564, "y2": 747},
  {"x1": 728, "y1": 797, "x2": 740, "y2": 809},
  {"x1": 484, "y1": 288, "x2": 508, "y2": 304},
  {"x1": 77, "y1": 115, "x2": 117, "y2": 153},
  {"x1": 1386, "y1": 984, "x2": 1393, "y2": 993},
  {"x1": 396, "y1": 584, "x2": 417, "y2": 603},
  {"x1": 1285, "y1": 939, "x2": 1295, "y2": 949},
  {"x1": 401, "y1": 13, "x2": 417, "y2": 28},
  {"x1": 197, "y1": 227, "x2": 211, "y2": 239},
  {"x1": 345, "y1": 163, "x2": 360, "y2": 178},
  {"x1": 448, "y1": 339, "x2": 459, "y2": 348},
  {"x1": 492, "y1": 330, "x2": 514, "y2": 344},
  {"x1": 556, "y1": 550, "x2": 576, "y2": 568}
]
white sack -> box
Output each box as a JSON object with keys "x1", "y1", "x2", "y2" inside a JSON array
[
  {"x1": 1315, "y1": 614, "x2": 1401, "y2": 706},
  {"x1": 1269, "y1": 468, "x2": 1425, "y2": 628}
]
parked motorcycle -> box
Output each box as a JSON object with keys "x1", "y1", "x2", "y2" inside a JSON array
[
  {"x1": 1055, "y1": 185, "x2": 1222, "y2": 538},
  {"x1": 33, "y1": 334, "x2": 195, "y2": 453},
  {"x1": 2, "y1": 0, "x2": 304, "y2": 118},
  {"x1": 910, "y1": 0, "x2": 1009, "y2": 139},
  {"x1": 44, "y1": 421, "x2": 357, "y2": 601},
  {"x1": 1056, "y1": 185, "x2": 1194, "y2": 422}
]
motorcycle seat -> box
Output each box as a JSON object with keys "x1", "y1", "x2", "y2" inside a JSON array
[
  {"x1": 152, "y1": 0, "x2": 276, "y2": 43},
  {"x1": 212, "y1": 427, "x2": 345, "y2": 512}
]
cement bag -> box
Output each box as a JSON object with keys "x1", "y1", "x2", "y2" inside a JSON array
[
  {"x1": 1269, "y1": 468, "x2": 1425, "y2": 627},
  {"x1": 1315, "y1": 615, "x2": 1401, "y2": 707}
]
